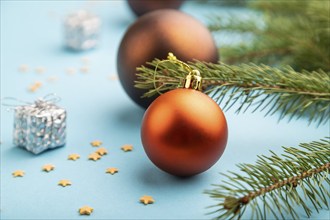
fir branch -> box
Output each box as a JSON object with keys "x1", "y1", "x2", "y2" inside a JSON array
[
  {"x1": 135, "y1": 60, "x2": 330, "y2": 125},
  {"x1": 208, "y1": 0, "x2": 330, "y2": 71},
  {"x1": 205, "y1": 137, "x2": 330, "y2": 220}
]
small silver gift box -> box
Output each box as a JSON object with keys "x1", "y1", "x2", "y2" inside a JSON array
[
  {"x1": 13, "y1": 98, "x2": 66, "y2": 154},
  {"x1": 64, "y1": 10, "x2": 101, "y2": 50}
]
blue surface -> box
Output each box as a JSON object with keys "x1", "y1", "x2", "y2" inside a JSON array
[{"x1": 1, "y1": 1, "x2": 329, "y2": 219}]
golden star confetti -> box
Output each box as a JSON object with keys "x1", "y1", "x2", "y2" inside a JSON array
[
  {"x1": 58, "y1": 179, "x2": 71, "y2": 187},
  {"x1": 47, "y1": 76, "x2": 59, "y2": 82},
  {"x1": 81, "y1": 56, "x2": 90, "y2": 64},
  {"x1": 18, "y1": 64, "x2": 29, "y2": 72},
  {"x1": 80, "y1": 66, "x2": 89, "y2": 73},
  {"x1": 90, "y1": 140, "x2": 102, "y2": 147},
  {"x1": 121, "y1": 144, "x2": 133, "y2": 152},
  {"x1": 68, "y1": 153, "x2": 80, "y2": 161},
  {"x1": 35, "y1": 66, "x2": 46, "y2": 74},
  {"x1": 140, "y1": 195, "x2": 155, "y2": 205},
  {"x1": 42, "y1": 164, "x2": 55, "y2": 172},
  {"x1": 105, "y1": 167, "x2": 118, "y2": 175},
  {"x1": 95, "y1": 147, "x2": 108, "y2": 156},
  {"x1": 88, "y1": 153, "x2": 101, "y2": 161},
  {"x1": 12, "y1": 170, "x2": 25, "y2": 177},
  {"x1": 79, "y1": 205, "x2": 93, "y2": 215},
  {"x1": 28, "y1": 81, "x2": 42, "y2": 92}
]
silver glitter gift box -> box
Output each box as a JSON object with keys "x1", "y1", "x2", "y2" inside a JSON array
[
  {"x1": 13, "y1": 98, "x2": 66, "y2": 154},
  {"x1": 64, "y1": 10, "x2": 101, "y2": 50}
]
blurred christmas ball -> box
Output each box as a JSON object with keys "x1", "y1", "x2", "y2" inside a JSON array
[
  {"x1": 141, "y1": 88, "x2": 228, "y2": 177},
  {"x1": 127, "y1": 0, "x2": 185, "y2": 16},
  {"x1": 117, "y1": 9, "x2": 219, "y2": 108}
]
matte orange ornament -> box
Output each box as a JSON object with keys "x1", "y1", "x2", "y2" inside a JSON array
[{"x1": 141, "y1": 88, "x2": 228, "y2": 177}]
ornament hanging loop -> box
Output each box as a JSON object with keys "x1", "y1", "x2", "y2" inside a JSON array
[
  {"x1": 154, "y1": 52, "x2": 202, "y2": 92},
  {"x1": 166, "y1": 52, "x2": 202, "y2": 90},
  {"x1": 184, "y1": 69, "x2": 202, "y2": 91}
]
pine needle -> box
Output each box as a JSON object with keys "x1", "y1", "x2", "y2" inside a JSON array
[
  {"x1": 135, "y1": 60, "x2": 330, "y2": 125},
  {"x1": 204, "y1": 138, "x2": 330, "y2": 220},
  {"x1": 208, "y1": 0, "x2": 330, "y2": 71}
]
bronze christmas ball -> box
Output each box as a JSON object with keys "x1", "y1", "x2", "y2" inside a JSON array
[
  {"x1": 127, "y1": 0, "x2": 185, "y2": 17},
  {"x1": 117, "y1": 9, "x2": 219, "y2": 108},
  {"x1": 141, "y1": 88, "x2": 228, "y2": 177}
]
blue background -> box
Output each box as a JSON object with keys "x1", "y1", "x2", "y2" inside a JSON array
[{"x1": 1, "y1": 1, "x2": 329, "y2": 219}]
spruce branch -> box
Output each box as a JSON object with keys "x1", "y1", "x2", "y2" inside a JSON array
[
  {"x1": 205, "y1": 137, "x2": 330, "y2": 220},
  {"x1": 135, "y1": 60, "x2": 330, "y2": 125},
  {"x1": 208, "y1": 0, "x2": 330, "y2": 71}
]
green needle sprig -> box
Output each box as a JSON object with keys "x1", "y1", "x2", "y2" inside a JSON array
[
  {"x1": 136, "y1": 60, "x2": 330, "y2": 125},
  {"x1": 205, "y1": 138, "x2": 330, "y2": 220}
]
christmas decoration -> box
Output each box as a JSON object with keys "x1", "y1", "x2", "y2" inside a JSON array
[
  {"x1": 64, "y1": 10, "x2": 101, "y2": 50},
  {"x1": 58, "y1": 179, "x2": 72, "y2": 187},
  {"x1": 68, "y1": 153, "x2": 80, "y2": 161},
  {"x1": 121, "y1": 144, "x2": 133, "y2": 152},
  {"x1": 135, "y1": 5, "x2": 330, "y2": 215},
  {"x1": 139, "y1": 195, "x2": 155, "y2": 205},
  {"x1": 141, "y1": 54, "x2": 227, "y2": 177},
  {"x1": 136, "y1": 61, "x2": 330, "y2": 125},
  {"x1": 206, "y1": 138, "x2": 330, "y2": 219},
  {"x1": 106, "y1": 168, "x2": 119, "y2": 175},
  {"x1": 95, "y1": 147, "x2": 108, "y2": 156},
  {"x1": 88, "y1": 152, "x2": 101, "y2": 161},
  {"x1": 12, "y1": 170, "x2": 25, "y2": 177},
  {"x1": 3, "y1": 94, "x2": 66, "y2": 154},
  {"x1": 127, "y1": 0, "x2": 185, "y2": 17},
  {"x1": 90, "y1": 140, "x2": 102, "y2": 147},
  {"x1": 79, "y1": 206, "x2": 94, "y2": 215},
  {"x1": 28, "y1": 81, "x2": 42, "y2": 93},
  {"x1": 117, "y1": 9, "x2": 218, "y2": 108},
  {"x1": 42, "y1": 164, "x2": 55, "y2": 172}
]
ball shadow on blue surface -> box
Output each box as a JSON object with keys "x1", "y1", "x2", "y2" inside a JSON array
[{"x1": 136, "y1": 161, "x2": 206, "y2": 188}]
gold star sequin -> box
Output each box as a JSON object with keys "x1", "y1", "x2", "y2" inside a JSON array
[
  {"x1": 68, "y1": 153, "x2": 80, "y2": 161},
  {"x1": 88, "y1": 153, "x2": 101, "y2": 161},
  {"x1": 95, "y1": 147, "x2": 108, "y2": 156},
  {"x1": 90, "y1": 140, "x2": 102, "y2": 147},
  {"x1": 58, "y1": 179, "x2": 71, "y2": 187},
  {"x1": 28, "y1": 81, "x2": 42, "y2": 92},
  {"x1": 106, "y1": 167, "x2": 118, "y2": 175},
  {"x1": 12, "y1": 170, "x2": 25, "y2": 177},
  {"x1": 79, "y1": 206, "x2": 93, "y2": 215},
  {"x1": 81, "y1": 57, "x2": 90, "y2": 64},
  {"x1": 42, "y1": 164, "x2": 55, "y2": 172},
  {"x1": 47, "y1": 76, "x2": 59, "y2": 83},
  {"x1": 121, "y1": 144, "x2": 133, "y2": 152},
  {"x1": 35, "y1": 66, "x2": 46, "y2": 74},
  {"x1": 80, "y1": 66, "x2": 89, "y2": 73},
  {"x1": 140, "y1": 195, "x2": 155, "y2": 205},
  {"x1": 18, "y1": 64, "x2": 29, "y2": 72}
]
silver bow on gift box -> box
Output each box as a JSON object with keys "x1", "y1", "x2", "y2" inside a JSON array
[{"x1": 3, "y1": 94, "x2": 66, "y2": 154}]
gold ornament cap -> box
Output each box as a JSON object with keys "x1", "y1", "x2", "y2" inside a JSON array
[{"x1": 166, "y1": 52, "x2": 202, "y2": 91}]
